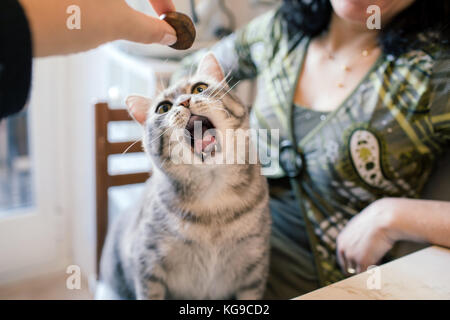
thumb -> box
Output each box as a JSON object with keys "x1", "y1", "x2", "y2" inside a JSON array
[{"x1": 124, "y1": 10, "x2": 177, "y2": 45}]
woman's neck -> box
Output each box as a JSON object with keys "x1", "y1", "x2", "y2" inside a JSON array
[{"x1": 322, "y1": 12, "x2": 380, "y2": 52}]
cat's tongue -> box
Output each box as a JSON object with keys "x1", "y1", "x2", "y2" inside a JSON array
[{"x1": 194, "y1": 131, "x2": 216, "y2": 154}]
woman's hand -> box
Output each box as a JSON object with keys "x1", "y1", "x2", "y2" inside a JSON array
[
  {"x1": 19, "y1": 0, "x2": 178, "y2": 57},
  {"x1": 336, "y1": 198, "x2": 398, "y2": 275},
  {"x1": 337, "y1": 197, "x2": 450, "y2": 276}
]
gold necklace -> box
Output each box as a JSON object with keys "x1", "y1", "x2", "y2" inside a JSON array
[{"x1": 324, "y1": 45, "x2": 378, "y2": 88}]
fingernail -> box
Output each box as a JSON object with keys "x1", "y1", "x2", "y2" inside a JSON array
[{"x1": 160, "y1": 33, "x2": 177, "y2": 46}]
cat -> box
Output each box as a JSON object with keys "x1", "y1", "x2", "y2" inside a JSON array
[{"x1": 99, "y1": 53, "x2": 271, "y2": 300}]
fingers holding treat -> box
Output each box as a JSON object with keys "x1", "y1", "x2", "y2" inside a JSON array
[{"x1": 160, "y1": 12, "x2": 196, "y2": 50}]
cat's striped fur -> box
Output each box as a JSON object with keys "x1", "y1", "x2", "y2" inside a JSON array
[{"x1": 100, "y1": 53, "x2": 271, "y2": 300}]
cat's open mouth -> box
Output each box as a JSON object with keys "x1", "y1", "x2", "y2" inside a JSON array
[{"x1": 185, "y1": 114, "x2": 217, "y2": 157}]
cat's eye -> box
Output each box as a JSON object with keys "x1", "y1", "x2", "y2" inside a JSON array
[
  {"x1": 155, "y1": 101, "x2": 173, "y2": 114},
  {"x1": 191, "y1": 83, "x2": 208, "y2": 94}
]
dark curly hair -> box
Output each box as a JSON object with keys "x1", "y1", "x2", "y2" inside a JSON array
[{"x1": 281, "y1": 0, "x2": 450, "y2": 56}]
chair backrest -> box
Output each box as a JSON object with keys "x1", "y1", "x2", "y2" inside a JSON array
[{"x1": 94, "y1": 102, "x2": 150, "y2": 275}]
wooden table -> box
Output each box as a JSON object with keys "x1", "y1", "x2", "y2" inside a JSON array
[{"x1": 295, "y1": 246, "x2": 450, "y2": 300}]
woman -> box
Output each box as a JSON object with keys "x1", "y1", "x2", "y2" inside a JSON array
[
  {"x1": 174, "y1": 0, "x2": 450, "y2": 299},
  {"x1": 0, "y1": 0, "x2": 177, "y2": 119}
]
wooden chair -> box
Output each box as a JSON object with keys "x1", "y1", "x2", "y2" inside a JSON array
[{"x1": 94, "y1": 102, "x2": 151, "y2": 275}]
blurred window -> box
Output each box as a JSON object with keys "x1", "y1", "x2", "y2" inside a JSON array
[{"x1": 0, "y1": 110, "x2": 33, "y2": 217}]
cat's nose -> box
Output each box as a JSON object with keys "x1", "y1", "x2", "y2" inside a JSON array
[{"x1": 179, "y1": 97, "x2": 190, "y2": 108}]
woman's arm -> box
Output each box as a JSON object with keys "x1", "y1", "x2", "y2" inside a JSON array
[
  {"x1": 387, "y1": 198, "x2": 450, "y2": 246},
  {"x1": 336, "y1": 197, "x2": 450, "y2": 274},
  {"x1": 338, "y1": 48, "x2": 450, "y2": 275},
  {"x1": 18, "y1": 0, "x2": 177, "y2": 57}
]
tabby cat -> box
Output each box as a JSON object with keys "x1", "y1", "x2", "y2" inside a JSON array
[{"x1": 99, "y1": 53, "x2": 270, "y2": 300}]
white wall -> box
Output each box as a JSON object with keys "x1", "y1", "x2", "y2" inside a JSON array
[{"x1": 62, "y1": 50, "x2": 109, "y2": 282}]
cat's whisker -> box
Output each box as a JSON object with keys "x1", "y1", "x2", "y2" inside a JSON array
[
  {"x1": 221, "y1": 70, "x2": 233, "y2": 84},
  {"x1": 158, "y1": 75, "x2": 167, "y2": 92},
  {"x1": 121, "y1": 139, "x2": 142, "y2": 155},
  {"x1": 159, "y1": 158, "x2": 169, "y2": 168},
  {"x1": 206, "y1": 72, "x2": 233, "y2": 99},
  {"x1": 207, "y1": 86, "x2": 225, "y2": 100},
  {"x1": 216, "y1": 80, "x2": 240, "y2": 100},
  {"x1": 203, "y1": 71, "x2": 232, "y2": 99},
  {"x1": 205, "y1": 84, "x2": 223, "y2": 100},
  {"x1": 147, "y1": 126, "x2": 175, "y2": 145},
  {"x1": 153, "y1": 58, "x2": 170, "y2": 91},
  {"x1": 209, "y1": 84, "x2": 230, "y2": 100}
]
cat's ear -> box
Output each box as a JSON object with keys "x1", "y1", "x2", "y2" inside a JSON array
[
  {"x1": 126, "y1": 95, "x2": 151, "y2": 125},
  {"x1": 196, "y1": 52, "x2": 225, "y2": 83}
]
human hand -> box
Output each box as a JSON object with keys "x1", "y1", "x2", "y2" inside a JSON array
[
  {"x1": 19, "y1": 0, "x2": 178, "y2": 57},
  {"x1": 112, "y1": 0, "x2": 178, "y2": 45},
  {"x1": 336, "y1": 198, "x2": 398, "y2": 275}
]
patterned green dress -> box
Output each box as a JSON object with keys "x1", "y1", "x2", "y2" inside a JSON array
[{"x1": 173, "y1": 7, "x2": 450, "y2": 299}]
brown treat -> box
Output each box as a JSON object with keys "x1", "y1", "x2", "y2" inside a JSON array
[{"x1": 161, "y1": 12, "x2": 196, "y2": 50}]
